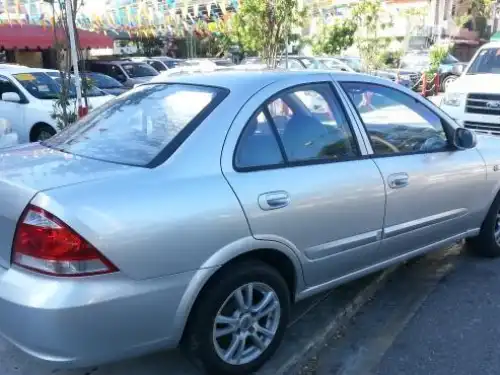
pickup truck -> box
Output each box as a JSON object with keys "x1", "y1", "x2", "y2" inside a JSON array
[{"x1": 440, "y1": 42, "x2": 500, "y2": 136}]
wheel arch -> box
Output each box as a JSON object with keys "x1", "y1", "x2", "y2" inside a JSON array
[
  {"x1": 171, "y1": 237, "x2": 306, "y2": 344},
  {"x1": 29, "y1": 122, "x2": 56, "y2": 142}
]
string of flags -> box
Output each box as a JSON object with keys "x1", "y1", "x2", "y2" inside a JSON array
[{"x1": 0, "y1": 0, "x2": 241, "y2": 39}]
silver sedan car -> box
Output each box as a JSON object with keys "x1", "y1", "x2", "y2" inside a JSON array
[{"x1": 0, "y1": 70, "x2": 499, "y2": 375}]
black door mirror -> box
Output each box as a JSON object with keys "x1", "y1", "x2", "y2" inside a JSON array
[{"x1": 453, "y1": 127, "x2": 477, "y2": 149}]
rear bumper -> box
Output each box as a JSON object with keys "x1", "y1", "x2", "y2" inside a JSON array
[{"x1": 0, "y1": 266, "x2": 196, "y2": 367}]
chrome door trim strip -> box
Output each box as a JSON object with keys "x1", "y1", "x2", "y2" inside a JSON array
[
  {"x1": 383, "y1": 208, "x2": 468, "y2": 239},
  {"x1": 305, "y1": 229, "x2": 382, "y2": 260}
]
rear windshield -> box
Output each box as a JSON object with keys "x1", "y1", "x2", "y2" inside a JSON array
[{"x1": 42, "y1": 84, "x2": 226, "y2": 167}]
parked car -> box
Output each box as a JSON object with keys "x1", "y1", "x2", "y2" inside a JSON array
[
  {"x1": 42, "y1": 70, "x2": 116, "y2": 100},
  {"x1": 151, "y1": 56, "x2": 185, "y2": 69},
  {"x1": 315, "y1": 57, "x2": 355, "y2": 72},
  {"x1": 0, "y1": 67, "x2": 114, "y2": 143},
  {"x1": 0, "y1": 70, "x2": 496, "y2": 375},
  {"x1": 80, "y1": 72, "x2": 128, "y2": 96},
  {"x1": 240, "y1": 56, "x2": 325, "y2": 70},
  {"x1": 441, "y1": 41, "x2": 500, "y2": 135},
  {"x1": 333, "y1": 56, "x2": 415, "y2": 88},
  {"x1": 83, "y1": 60, "x2": 159, "y2": 88},
  {"x1": 182, "y1": 59, "x2": 219, "y2": 69},
  {"x1": 0, "y1": 118, "x2": 17, "y2": 148},
  {"x1": 400, "y1": 50, "x2": 465, "y2": 91},
  {"x1": 240, "y1": 57, "x2": 262, "y2": 65},
  {"x1": 335, "y1": 56, "x2": 363, "y2": 72}
]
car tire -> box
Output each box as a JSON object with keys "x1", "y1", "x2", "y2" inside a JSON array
[
  {"x1": 467, "y1": 195, "x2": 500, "y2": 257},
  {"x1": 31, "y1": 124, "x2": 56, "y2": 142},
  {"x1": 441, "y1": 75, "x2": 457, "y2": 92},
  {"x1": 184, "y1": 260, "x2": 291, "y2": 375}
]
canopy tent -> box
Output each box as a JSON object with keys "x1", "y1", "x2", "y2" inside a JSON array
[{"x1": 0, "y1": 24, "x2": 113, "y2": 50}]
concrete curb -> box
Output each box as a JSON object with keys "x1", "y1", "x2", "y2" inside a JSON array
[{"x1": 268, "y1": 265, "x2": 400, "y2": 375}]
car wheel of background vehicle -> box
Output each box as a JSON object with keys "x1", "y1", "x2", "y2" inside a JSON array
[
  {"x1": 30, "y1": 123, "x2": 56, "y2": 142},
  {"x1": 184, "y1": 260, "x2": 290, "y2": 375},
  {"x1": 467, "y1": 195, "x2": 500, "y2": 257},
  {"x1": 441, "y1": 75, "x2": 457, "y2": 92}
]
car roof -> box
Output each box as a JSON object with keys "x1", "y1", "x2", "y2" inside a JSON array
[
  {"x1": 481, "y1": 41, "x2": 500, "y2": 49},
  {"x1": 0, "y1": 67, "x2": 57, "y2": 76},
  {"x1": 90, "y1": 60, "x2": 143, "y2": 65},
  {"x1": 154, "y1": 69, "x2": 382, "y2": 92}
]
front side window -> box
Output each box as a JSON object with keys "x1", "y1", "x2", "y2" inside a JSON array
[
  {"x1": 341, "y1": 82, "x2": 449, "y2": 155},
  {"x1": 43, "y1": 84, "x2": 225, "y2": 167}
]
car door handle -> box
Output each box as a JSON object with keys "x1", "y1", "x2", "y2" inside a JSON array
[
  {"x1": 258, "y1": 191, "x2": 290, "y2": 211},
  {"x1": 387, "y1": 173, "x2": 409, "y2": 189}
]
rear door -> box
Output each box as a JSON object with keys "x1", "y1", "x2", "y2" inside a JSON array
[{"x1": 221, "y1": 74, "x2": 387, "y2": 287}]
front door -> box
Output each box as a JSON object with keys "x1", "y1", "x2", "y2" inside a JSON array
[
  {"x1": 0, "y1": 74, "x2": 25, "y2": 141},
  {"x1": 340, "y1": 81, "x2": 486, "y2": 260},
  {"x1": 221, "y1": 75, "x2": 386, "y2": 287}
]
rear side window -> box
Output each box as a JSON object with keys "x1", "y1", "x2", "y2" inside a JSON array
[{"x1": 43, "y1": 84, "x2": 227, "y2": 167}]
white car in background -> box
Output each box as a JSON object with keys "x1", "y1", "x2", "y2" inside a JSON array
[
  {"x1": 0, "y1": 118, "x2": 17, "y2": 148},
  {"x1": 0, "y1": 67, "x2": 114, "y2": 143}
]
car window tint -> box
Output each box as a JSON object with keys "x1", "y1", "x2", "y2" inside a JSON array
[
  {"x1": 341, "y1": 82, "x2": 449, "y2": 155},
  {"x1": 149, "y1": 60, "x2": 166, "y2": 71},
  {"x1": 43, "y1": 84, "x2": 225, "y2": 167},
  {"x1": 0, "y1": 75, "x2": 21, "y2": 99},
  {"x1": 235, "y1": 110, "x2": 284, "y2": 169},
  {"x1": 267, "y1": 98, "x2": 293, "y2": 134},
  {"x1": 274, "y1": 85, "x2": 359, "y2": 162}
]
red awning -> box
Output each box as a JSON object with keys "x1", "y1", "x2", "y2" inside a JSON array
[{"x1": 0, "y1": 24, "x2": 113, "y2": 50}]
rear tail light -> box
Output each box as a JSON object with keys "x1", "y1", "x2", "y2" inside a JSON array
[{"x1": 12, "y1": 205, "x2": 118, "y2": 276}]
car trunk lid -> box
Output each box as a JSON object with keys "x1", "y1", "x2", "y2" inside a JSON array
[{"x1": 0, "y1": 143, "x2": 131, "y2": 269}]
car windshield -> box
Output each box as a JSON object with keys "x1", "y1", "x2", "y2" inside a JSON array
[
  {"x1": 42, "y1": 84, "x2": 226, "y2": 166},
  {"x1": 121, "y1": 63, "x2": 159, "y2": 78},
  {"x1": 84, "y1": 73, "x2": 123, "y2": 89},
  {"x1": 13, "y1": 72, "x2": 61, "y2": 100},
  {"x1": 467, "y1": 47, "x2": 500, "y2": 74},
  {"x1": 340, "y1": 58, "x2": 362, "y2": 72}
]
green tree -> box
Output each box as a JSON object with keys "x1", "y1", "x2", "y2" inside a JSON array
[
  {"x1": 312, "y1": 19, "x2": 357, "y2": 56},
  {"x1": 427, "y1": 44, "x2": 450, "y2": 75},
  {"x1": 351, "y1": 0, "x2": 393, "y2": 72},
  {"x1": 232, "y1": 0, "x2": 308, "y2": 67}
]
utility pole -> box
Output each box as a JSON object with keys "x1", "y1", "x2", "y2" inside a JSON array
[{"x1": 65, "y1": 0, "x2": 85, "y2": 117}]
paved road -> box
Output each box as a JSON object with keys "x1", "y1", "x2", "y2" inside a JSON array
[{"x1": 298, "y1": 244, "x2": 500, "y2": 375}]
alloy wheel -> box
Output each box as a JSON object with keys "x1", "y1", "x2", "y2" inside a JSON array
[
  {"x1": 212, "y1": 282, "x2": 281, "y2": 366},
  {"x1": 494, "y1": 212, "x2": 500, "y2": 246}
]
